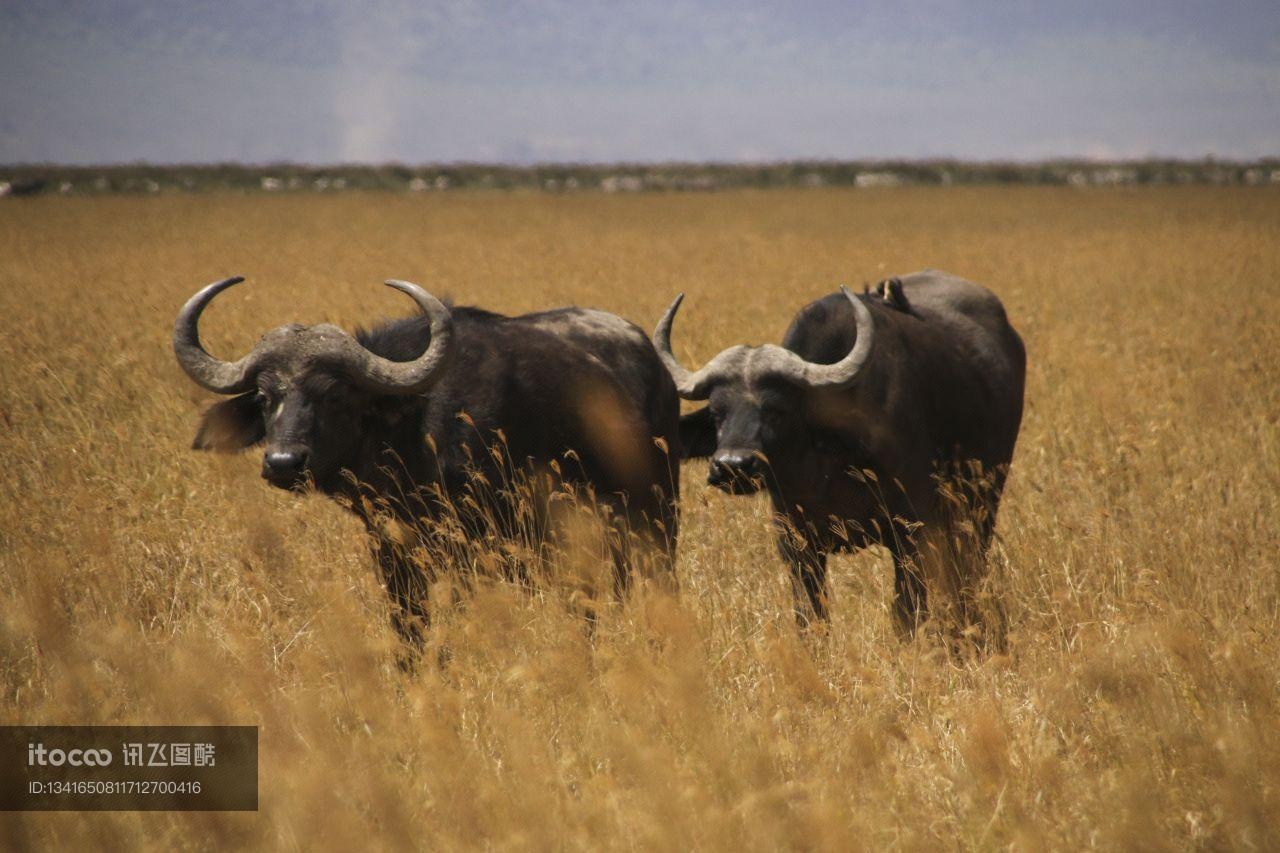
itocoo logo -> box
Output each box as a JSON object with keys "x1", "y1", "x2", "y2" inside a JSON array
[{"x1": 27, "y1": 743, "x2": 112, "y2": 767}]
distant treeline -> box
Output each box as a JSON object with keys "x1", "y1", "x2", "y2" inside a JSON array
[{"x1": 3, "y1": 159, "x2": 1279, "y2": 196}]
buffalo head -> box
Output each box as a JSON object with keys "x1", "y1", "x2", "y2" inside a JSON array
[
  {"x1": 654, "y1": 287, "x2": 873, "y2": 494},
  {"x1": 174, "y1": 277, "x2": 453, "y2": 491}
]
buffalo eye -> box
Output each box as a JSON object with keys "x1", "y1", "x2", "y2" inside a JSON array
[{"x1": 254, "y1": 378, "x2": 280, "y2": 406}]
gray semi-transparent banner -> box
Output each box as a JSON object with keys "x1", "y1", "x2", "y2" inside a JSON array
[{"x1": 0, "y1": 726, "x2": 257, "y2": 811}]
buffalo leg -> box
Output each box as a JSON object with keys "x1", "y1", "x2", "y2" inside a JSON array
[
  {"x1": 776, "y1": 529, "x2": 830, "y2": 626},
  {"x1": 608, "y1": 495, "x2": 680, "y2": 599},
  {"x1": 372, "y1": 536, "x2": 430, "y2": 651},
  {"x1": 941, "y1": 464, "x2": 1009, "y2": 650},
  {"x1": 891, "y1": 549, "x2": 928, "y2": 636},
  {"x1": 605, "y1": 517, "x2": 634, "y2": 600},
  {"x1": 962, "y1": 489, "x2": 1009, "y2": 652},
  {"x1": 635, "y1": 496, "x2": 680, "y2": 595}
]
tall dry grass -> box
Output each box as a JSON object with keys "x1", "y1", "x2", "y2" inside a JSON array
[{"x1": 1, "y1": 187, "x2": 1278, "y2": 849}]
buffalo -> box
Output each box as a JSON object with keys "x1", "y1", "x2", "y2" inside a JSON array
[
  {"x1": 175, "y1": 278, "x2": 680, "y2": 644},
  {"x1": 655, "y1": 270, "x2": 1025, "y2": 640}
]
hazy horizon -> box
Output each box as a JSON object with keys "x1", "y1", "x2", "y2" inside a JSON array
[
  {"x1": 4, "y1": 155, "x2": 1276, "y2": 170},
  {"x1": 3, "y1": 1, "x2": 1277, "y2": 166}
]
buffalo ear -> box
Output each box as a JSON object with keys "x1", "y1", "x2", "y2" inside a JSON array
[
  {"x1": 678, "y1": 407, "x2": 717, "y2": 460},
  {"x1": 193, "y1": 392, "x2": 265, "y2": 452}
]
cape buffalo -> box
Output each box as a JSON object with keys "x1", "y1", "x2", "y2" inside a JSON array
[
  {"x1": 655, "y1": 270, "x2": 1025, "y2": 640},
  {"x1": 175, "y1": 277, "x2": 680, "y2": 644}
]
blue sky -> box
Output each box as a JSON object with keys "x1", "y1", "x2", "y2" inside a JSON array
[{"x1": 2, "y1": 1, "x2": 1277, "y2": 164}]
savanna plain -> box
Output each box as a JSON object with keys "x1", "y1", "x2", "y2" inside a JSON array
[{"x1": 1, "y1": 187, "x2": 1278, "y2": 850}]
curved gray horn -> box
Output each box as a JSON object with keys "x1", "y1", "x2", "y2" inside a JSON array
[
  {"x1": 653, "y1": 286, "x2": 874, "y2": 398},
  {"x1": 653, "y1": 293, "x2": 743, "y2": 399},
  {"x1": 759, "y1": 285, "x2": 875, "y2": 389},
  {"x1": 173, "y1": 276, "x2": 260, "y2": 394},
  {"x1": 653, "y1": 293, "x2": 707, "y2": 399},
  {"x1": 346, "y1": 280, "x2": 454, "y2": 394}
]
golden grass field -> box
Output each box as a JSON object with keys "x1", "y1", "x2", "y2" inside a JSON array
[{"x1": 1, "y1": 186, "x2": 1278, "y2": 849}]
